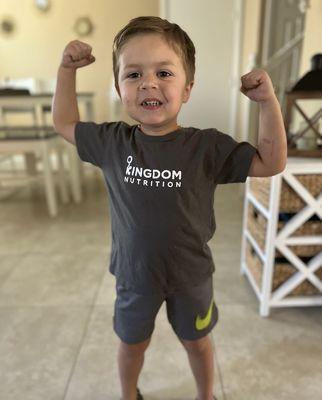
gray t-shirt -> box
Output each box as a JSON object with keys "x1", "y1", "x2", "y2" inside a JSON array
[{"x1": 75, "y1": 121, "x2": 257, "y2": 294}]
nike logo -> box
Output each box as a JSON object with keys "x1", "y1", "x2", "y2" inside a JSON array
[{"x1": 195, "y1": 299, "x2": 214, "y2": 331}]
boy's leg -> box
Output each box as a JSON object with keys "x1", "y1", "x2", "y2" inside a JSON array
[
  {"x1": 113, "y1": 282, "x2": 164, "y2": 400},
  {"x1": 166, "y1": 276, "x2": 218, "y2": 400},
  {"x1": 179, "y1": 334, "x2": 214, "y2": 400},
  {"x1": 118, "y1": 337, "x2": 151, "y2": 400}
]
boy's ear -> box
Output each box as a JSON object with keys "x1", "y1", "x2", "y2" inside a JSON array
[{"x1": 182, "y1": 81, "x2": 194, "y2": 103}]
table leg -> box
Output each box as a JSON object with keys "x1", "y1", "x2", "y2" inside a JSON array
[
  {"x1": 65, "y1": 142, "x2": 82, "y2": 203},
  {"x1": 42, "y1": 143, "x2": 58, "y2": 217},
  {"x1": 25, "y1": 152, "x2": 38, "y2": 197},
  {"x1": 56, "y1": 143, "x2": 69, "y2": 204}
]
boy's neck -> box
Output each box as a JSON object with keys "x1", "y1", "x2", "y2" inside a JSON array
[{"x1": 137, "y1": 123, "x2": 182, "y2": 136}]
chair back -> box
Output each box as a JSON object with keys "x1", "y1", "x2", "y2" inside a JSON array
[{"x1": 0, "y1": 87, "x2": 54, "y2": 138}]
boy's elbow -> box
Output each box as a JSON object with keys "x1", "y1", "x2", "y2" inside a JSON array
[
  {"x1": 270, "y1": 163, "x2": 286, "y2": 176},
  {"x1": 52, "y1": 113, "x2": 63, "y2": 133},
  {"x1": 53, "y1": 121, "x2": 64, "y2": 135},
  {"x1": 277, "y1": 160, "x2": 287, "y2": 173},
  {"x1": 53, "y1": 119, "x2": 79, "y2": 135}
]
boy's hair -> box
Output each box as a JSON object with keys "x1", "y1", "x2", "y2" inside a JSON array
[{"x1": 112, "y1": 16, "x2": 195, "y2": 93}]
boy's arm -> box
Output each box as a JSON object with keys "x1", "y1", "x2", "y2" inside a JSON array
[
  {"x1": 251, "y1": 96, "x2": 288, "y2": 176},
  {"x1": 52, "y1": 67, "x2": 79, "y2": 145},
  {"x1": 240, "y1": 69, "x2": 287, "y2": 177},
  {"x1": 52, "y1": 40, "x2": 95, "y2": 145}
]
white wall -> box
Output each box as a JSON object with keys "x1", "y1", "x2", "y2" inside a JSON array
[
  {"x1": 164, "y1": 0, "x2": 236, "y2": 133},
  {"x1": 295, "y1": 0, "x2": 322, "y2": 134}
]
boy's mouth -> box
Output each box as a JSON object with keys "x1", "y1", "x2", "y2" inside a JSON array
[{"x1": 140, "y1": 98, "x2": 163, "y2": 110}]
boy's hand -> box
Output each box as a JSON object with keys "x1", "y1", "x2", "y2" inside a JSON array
[
  {"x1": 60, "y1": 40, "x2": 95, "y2": 69},
  {"x1": 240, "y1": 68, "x2": 275, "y2": 103}
]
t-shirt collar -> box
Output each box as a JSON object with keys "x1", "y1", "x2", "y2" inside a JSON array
[{"x1": 135, "y1": 124, "x2": 183, "y2": 142}]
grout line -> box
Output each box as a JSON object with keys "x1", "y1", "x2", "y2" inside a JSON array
[
  {"x1": 62, "y1": 266, "x2": 108, "y2": 400},
  {"x1": 61, "y1": 306, "x2": 94, "y2": 400},
  {"x1": 211, "y1": 335, "x2": 228, "y2": 400},
  {"x1": 211, "y1": 277, "x2": 228, "y2": 400}
]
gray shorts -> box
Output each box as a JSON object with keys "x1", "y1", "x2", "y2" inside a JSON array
[{"x1": 113, "y1": 276, "x2": 219, "y2": 344}]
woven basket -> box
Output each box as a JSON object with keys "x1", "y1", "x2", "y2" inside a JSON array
[
  {"x1": 245, "y1": 240, "x2": 322, "y2": 296},
  {"x1": 249, "y1": 174, "x2": 322, "y2": 212},
  {"x1": 247, "y1": 202, "x2": 322, "y2": 257}
]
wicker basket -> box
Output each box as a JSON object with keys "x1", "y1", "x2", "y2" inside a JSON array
[
  {"x1": 245, "y1": 239, "x2": 322, "y2": 296},
  {"x1": 249, "y1": 174, "x2": 322, "y2": 212},
  {"x1": 247, "y1": 201, "x2": 322, "y2": 257}
]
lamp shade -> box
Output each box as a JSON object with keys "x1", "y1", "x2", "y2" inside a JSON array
[{"x1": 291, "y1": 53, "x2": 322, "y2": 91}]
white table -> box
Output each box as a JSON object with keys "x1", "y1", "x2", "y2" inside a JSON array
[{"x1": 0, "y1": 92, "x2": 94, "y2": 125}]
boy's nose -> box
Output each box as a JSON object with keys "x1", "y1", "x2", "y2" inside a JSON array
[{"x1": 139, "y1": 76, "x2": 158, "y2": 89}]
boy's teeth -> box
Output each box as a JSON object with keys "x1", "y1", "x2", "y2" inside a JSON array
[{"x1": 143, "y1": 101, "x2": 161, "y2": 106}]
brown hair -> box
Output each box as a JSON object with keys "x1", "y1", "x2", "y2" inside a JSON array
[{"x1": 112, "y1": 16, "x2": 195, "y2": 93}]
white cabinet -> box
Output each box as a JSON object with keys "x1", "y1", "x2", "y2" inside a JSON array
[{"x1": 241, "y1": 157, "x2": 322, "y2": 316}]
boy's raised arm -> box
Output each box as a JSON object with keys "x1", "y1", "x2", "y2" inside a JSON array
[{"x1": 52, "y1": 40, "x2": 95, "y2": 145}]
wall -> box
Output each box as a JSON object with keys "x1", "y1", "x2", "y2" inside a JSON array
[
  {"x1": 237, "y1": 0, "x2": 262, "y2": 144},
  {"x1": 237, "y1": 0, "x2": 322, "y2": 144},
  {"x1": 0, "y1": 0, "x2": 159, "y2": 124},
  {"x1": 296, "y1": 0, "x2": 322, "y2": 133},
  {"x1": 299, "y1": 0, "x2": 322, "y2": 75},
  {"x1": 164, "y1": 0, "x2": 236, "y2": 133}
]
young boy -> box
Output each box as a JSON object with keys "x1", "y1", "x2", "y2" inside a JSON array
[{"x1": 52, "y1": 16, "x2": 287, "y2": 400}]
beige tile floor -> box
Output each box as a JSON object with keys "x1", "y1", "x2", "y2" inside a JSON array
[{"x1": 0, "y1": 169, "x2": 321, "y2": 400}]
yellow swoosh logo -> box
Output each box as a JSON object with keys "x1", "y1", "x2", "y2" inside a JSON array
[{"x1": 195, "y1": 299, "x2": 214, "y2": 331}]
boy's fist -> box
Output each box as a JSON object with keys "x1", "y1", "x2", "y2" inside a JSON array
[
  {"x1": 61, "y1": 40, "x2": 95, "y2": 69},
  {"x1": 240, "y1": 68, "x2": 275, "y2": 103}
]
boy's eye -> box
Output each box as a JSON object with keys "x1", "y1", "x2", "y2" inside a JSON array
[
  {"x1": 159, "y1": 71, "x2": 171, "y2": 77},
  {"x1": 128, "y1": 72, "x2": 140, "y2": 79},
  {"x1": 127, "y1": 71, "x2": 172, "y2": 79}
]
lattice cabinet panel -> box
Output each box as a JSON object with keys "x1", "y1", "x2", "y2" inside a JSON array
[{"x1": 241, "y1": 157, "x2": 322, "y2": 316}]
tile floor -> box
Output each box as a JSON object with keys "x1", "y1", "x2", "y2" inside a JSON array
[{"x1": 0, "y1": 168, "x2": 321, "y2": 400}]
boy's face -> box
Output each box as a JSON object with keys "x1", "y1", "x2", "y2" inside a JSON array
[{"x1": 117, "y1": 33, "x2": 194, "y2": 136}]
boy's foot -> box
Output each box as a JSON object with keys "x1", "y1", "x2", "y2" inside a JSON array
[{"x1": 136, "y1": 387, "x2": 144, "y2": 400}]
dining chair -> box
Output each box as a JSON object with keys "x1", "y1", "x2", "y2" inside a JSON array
[
  {"x1": 0, "y1": 88, "x2": 48, "y2": 125},
  {"x1": 0, "y1": 88, "x2": 85, "y2": 207},
  {"x1": 0, "y1": 126, "x2": 69, "y2": 217}
]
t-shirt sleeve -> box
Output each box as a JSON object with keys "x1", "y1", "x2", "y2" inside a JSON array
[
  {"x1": 74, "y1": 121, "x2": 122, "y2": 168},
  {"x1": 212, "y1": 129, "x2": 258, "y2": 184}
]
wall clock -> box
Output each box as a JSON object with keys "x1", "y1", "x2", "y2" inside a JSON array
[
  {"x1": 0, "y1": 17, "x2": 15, "y2": 35},
  {"x1": 74, "y1": 16, "x2": 94, "y2": 37}
]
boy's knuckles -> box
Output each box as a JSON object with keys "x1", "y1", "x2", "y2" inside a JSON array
[{"x1": 61, "y1": 41, "x2": 94, "y2": 68}]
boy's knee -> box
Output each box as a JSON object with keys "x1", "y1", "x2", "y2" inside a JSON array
[
  {"x1": 119, "y1": 336, "x2": 151, "y2": 357},
  {"x1": 180, "y1": 334, "x2": 211, "y2": 354}
]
